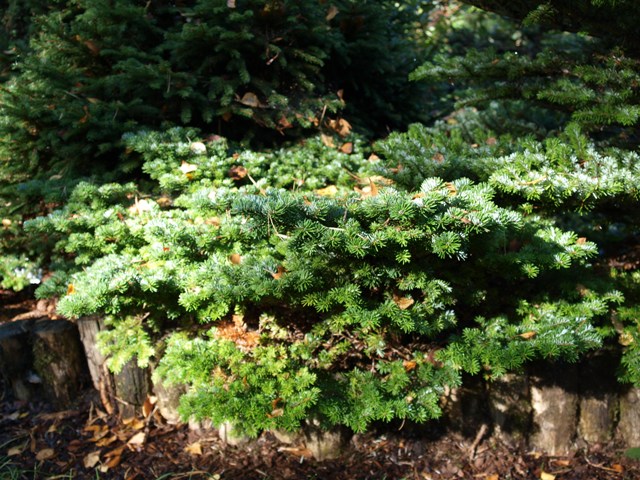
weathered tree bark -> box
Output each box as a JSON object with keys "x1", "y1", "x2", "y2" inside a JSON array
[
  {"x1": 77, "y1": 315, "x2": 149, "y2": 417},
  {"x1": 77, "y1": 316, "x2": 108, "y2": 390},
  {"x1": 152, "y1": 376, "x2": 185, "y2": 424},
  {"x1": 31, "y1": 319, "x2": 89, "y2": 408},
  {"x1": 487, "y1": 373, "x2": 531, "y2": 447},
  {"x1": 114, "y1": 359, "x2": 150, "y2": 418},
  {"x1": 617, "y1": 387, "x2": 640, "y2": 446},
  {"x1": 218, "y1": 421, "x2": 250, "y2": 447},
  {"x1": 0, "y1": 319, "x2": 37, "y2": 401},
  {"x1": 303, "y1": 419, "x2": 351, "y2": 461},
  {"x1": 577, "y1": 353, "x2": 618, "y2": 445},
  {"x1": 578, "y1": 395, "x2": 616, "y2": 445},
  {"x1": 529, "y1": 364, "x2": 579, "y2": 455},
  {"x1": 442, "y1": 375, "x2": 490, "y2": 438}
]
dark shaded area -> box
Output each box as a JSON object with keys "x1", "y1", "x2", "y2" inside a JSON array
[{"x1": 462, "y1": 0, "x2": 640, "y2": 54}]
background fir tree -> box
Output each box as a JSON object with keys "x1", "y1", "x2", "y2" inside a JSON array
[{"x1": 0, "y1": 0, "x2": 432, "y2": 181}]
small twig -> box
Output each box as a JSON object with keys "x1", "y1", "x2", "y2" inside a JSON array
[
  {"x1": 585, "y1": 456, "x2": 624, "y2": 474},
  {"x1": 319, "y1": 104, "x2": 327, "y2": 126},
  {"x1": 397, "y1": 418, "x2": 406, "y2": 431},
  {"x1": 164, "y1": 471, "x2": 219, "y2": 479},
  {"x1": 98, "y1": 370, "x2": 115, "y2": 415},
  {"x1": 468, "y1": 423, "x2": 488, "y2": 461}
]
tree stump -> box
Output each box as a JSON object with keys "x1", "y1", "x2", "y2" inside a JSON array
[
  {"x1": 0, "y1": 319, "x2": 37, "y2": 402},
  {"x1": 578, "y1": 394, "x2": 616, "y2": 444},
  {"x1": 152, "y1": 376, "x2": 185, "y2": 424},
  {"x1": 77, "y1": 315, "x2": 149, "y2": 417},
  {"x1": 442, "y1": 375, "x2": 490, "y2": 438},
  {"x1": 617, "y1": 387, "x2": 640, "y2": 446},
  {"x1": 271, "y1": 429, "x2": 304, "y2": 445},
  {"x1": 577, "y1": 353, "x2": 617, "y2": 445},
  {"x1": 218, "y1": 421, "x2": 250, "y2": 447},
  {"x1": 114, "y1": 359, "x2": 150, "y2": 418},
  {"x1": 32, "y1": 319, "x2": 89, "y2": 408},
  {"x1": 303, "y1": 420, "x2": 351, "y2": 461},
  {"x1": 77, "y1": 316, "x2": 108, "y2": 390},
  {"x1": 487, "y1": 373, "x2": 531, "y2": 447},
  {"x1": 529, "y1": 364, "x2": 579, "y2": 455}
]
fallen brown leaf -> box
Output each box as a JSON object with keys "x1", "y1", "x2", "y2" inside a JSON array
[
  {"x1": 36, "y1": 448, "x2": 55, "y2": 462},
  {"x1": 339, "y1": 142, "x2": 353, "y2": 154},
  {"x1": 105, "y1": 454, "x2": 122, "y2": 468},
  {"x1": 277, "y1": 446, "x2": 314, "y2": 458},
  {"x1": 445, "y1": 182, "x2": 457, "y2": 196},
  {"x1": 7, "y1": 443, "x2": 27, "y2": 457},
  {"x1": 239, "y1": 92, "x2": 260, "y2": 108},
  {"x1": 95, "y1": 435, "x2": 118, "y2": 447},
  {"x1": 393, "y1": 294, "x2": 415, "y2": 310},
  {"x1": 104, "y1": 446, "x2": 126, "y2": 458},
  {"x1": 83, "y1": 451, "x2": 101, "y2": 469},
  {"x1": 403, "y1": 360, "x2": 417, "y2": 371},
  {"x1": 122, "y1": 417, "x2": 145, "y2": 430},
  {"x1": 355, "y1": 178, "x2": 379, "y2": 198},
  {"x1": 327, "y1": 118, "x2": 351, "y2": 137},
  {"x1": 143, "y1": 395, "x2": 157, "y2": 418},
  {"x1": 68, "y1": 439, "x2": 83, "y2": 452},
  {"x1": 278, "y1": 115, "x2": 293, "y2": 129},
  {"x1": 271, "y1": 265, "x2": 286, "y2": 280},
  {"x1": 326, "y1": 5, "x2": 339, "y2": 20},
  {"x1": 127, "y1": 431, "x2": 146, "y2": 446},
  {"x1": 184, "y1": 442, "x2": 203, "y2": 456},
  {"x1": 320, "y1": 133, "x2": 335, "y2": 148},
  {"x1": 229, "y1": 165, "x2": 248, "y2": 180}
]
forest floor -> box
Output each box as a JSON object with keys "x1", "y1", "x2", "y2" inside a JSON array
[{"x1": 1, "y1": 290, "x2": 639, "y2": 480}]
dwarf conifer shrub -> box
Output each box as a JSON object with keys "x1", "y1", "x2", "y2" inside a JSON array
[{"x1": 32, "y1": 128, "x2": 623, "y2": 435}]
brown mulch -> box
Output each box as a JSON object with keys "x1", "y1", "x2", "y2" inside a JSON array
[{"x1": 1, "y1": 290, "x2": 640, "y2": 479}]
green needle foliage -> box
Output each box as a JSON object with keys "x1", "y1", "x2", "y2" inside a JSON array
[{"x1": 33, "y1": 128, "x2": 623, "y2": 435}]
